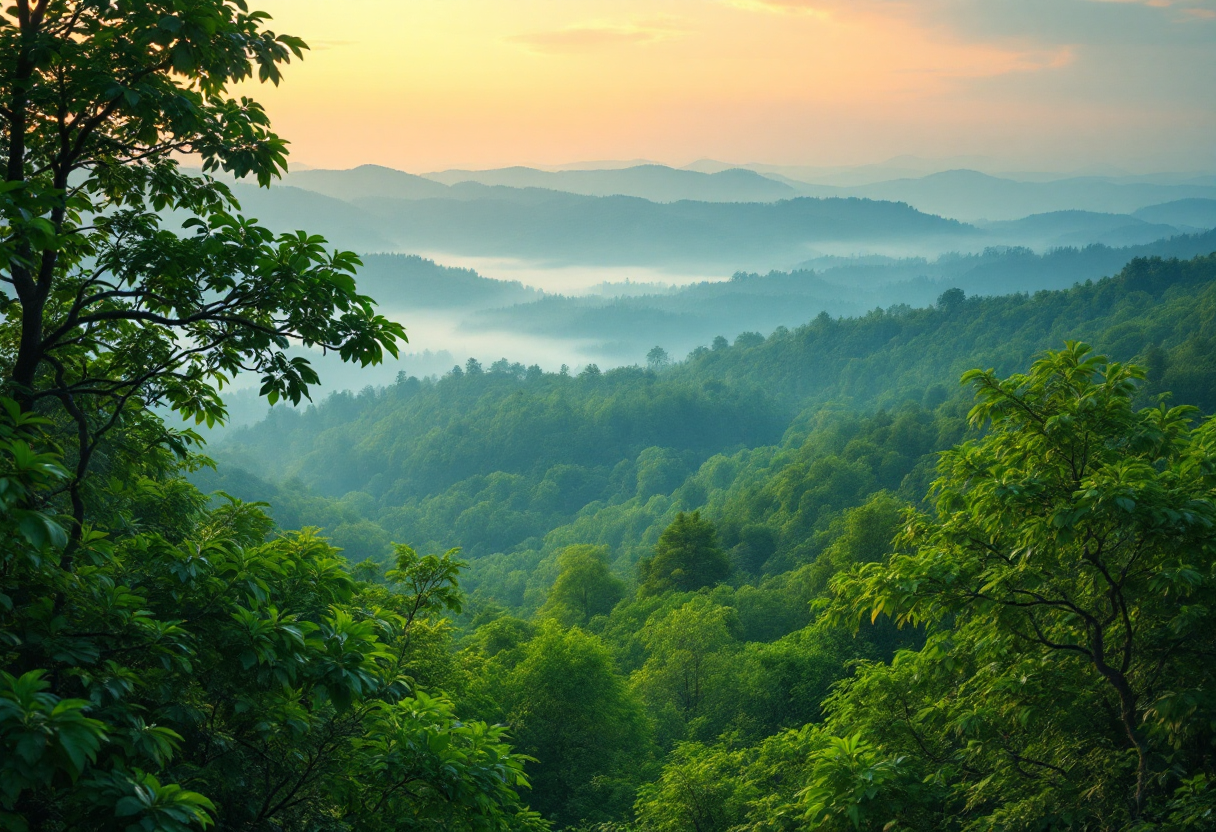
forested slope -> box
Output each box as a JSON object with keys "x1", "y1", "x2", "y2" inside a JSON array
[
  {"x1": 200, "y1": 253, "x2": 1216, "y2": 829},
  {"x1": 204, "y1": 252, "x2": 1216, "y2": 568}
]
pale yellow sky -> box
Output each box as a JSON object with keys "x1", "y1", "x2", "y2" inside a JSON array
[{"x1": 236, "y1": 0, "x2": 1216, "y2": 173}]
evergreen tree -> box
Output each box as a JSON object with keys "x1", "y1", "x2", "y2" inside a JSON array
[{"x1": 639, "y1": 511, "x2": 732, "y2": 596}]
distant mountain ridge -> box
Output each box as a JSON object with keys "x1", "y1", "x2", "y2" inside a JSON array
[
  {"x1": 351, "y1": 193, "x2": 972, "y2": 267},
  {"x1": 283, "y1": 165, "x2": 449, "y2": 201},
  {"x1": 979, "y1": 209, "x2": 1187, "y2": 250},
  {"x1": 275, "y1": 164, "x2": 1216, "y2": 230},
  {"x1": 422, "y1": 164, "x2": 798, "y2": 203},
  {"x1": 225, "y1": 178, "x2": 974, "y2": 269},
  {"x1": 794, "y1": 169, "x2": 1216, "y2": 221},
  {"x1": 354, "y1": 254, "x2": 540, "y2": 309},
  {"x1": 208, "y1": 165, "x2": 1216, "y2": 274},
  {"x1": 1133, "y1": 198, "x2": 1216, "y2": 230}
]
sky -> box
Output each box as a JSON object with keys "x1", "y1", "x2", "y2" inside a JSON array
[{"x1": 235, "y1": 0, "x2": 1216, "y2": 175}]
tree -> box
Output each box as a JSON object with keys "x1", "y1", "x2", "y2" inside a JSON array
[
  {"x1": 0, "y1": 435, "x2": 545, "y2": 830},
  {"x1": 726, "y1": 522, "x2": 777, "y2": 574},
  {"x1": 0, "y1": 3, "x2": 543, "y2": 829},
  {"x1": 639, "y1": 511, "x2": 732, "y2": 596},
  {"x1": 936, "y1": 287, "x2": 965, "y2": 311},
  {"x1": 631, "y1": 596, "x2": 739, "y2": 743},
  {"x1": 804, "y1": 491, "x2": 906, "y2": 595},
  {"x1": 632, "y1": 742, "x2": 743, "y2": 832},
  {"x1": 540, "y1": 545, "x2": 625, "y2": 626},
  {"x1": 1, "y1": 0, "x2": 405, "y2": 544},
  {"x1": 647, "y1": 346, "x2": 669, "y2": 372},
  {"x1": 499, "y1": 623, "x2": 653, "y2": 827},
  {"x1": 634, "y1": 726, "x2": 823, "y2": 832},
  {"x1": 828, "y1": 343, "x2": 1216, "y2": 828}
]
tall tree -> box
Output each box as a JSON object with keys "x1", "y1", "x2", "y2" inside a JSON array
[
  {"x1": 499, "y1": 623, "x2": 653, "y2": 826},
  {"x1": 540, "y1": 545, "x2": 625, "y2": 626},
  {"x1": 0, "y1": 3, "x2": 546, "y2": 830},
  {"x1": 1, "y1": 0, "x2": 404, "y2": 543},
  {"x1": 631, "y1": 596, "x2": 739, "y2": 743},
  {"x1": 828, "y1": 343, "x2": 1216, "y2": 828},
  {"x1": 639, "y1": 511, "x2": 732, "y2": 596}
]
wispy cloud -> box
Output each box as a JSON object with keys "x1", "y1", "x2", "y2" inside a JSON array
[
  {"x1": 1087, "y1": 0, "x2": 1204, "y2": 6},
  {"x1": 723, "y1": 0, "x2": 907, "y2": 18},
  {"x1": 507, "y1": 18, "x2": 687, "y2": 54},
  {"x1": 307, "y1": 39, "x2": 358, "y2": 52},
  {"x1": 725, "y1": 0, "x2": 829, "y2": 15},
  {"x1": 1087, "y1": 0, "x2": 1216, "y2": 13},
  {"x1": 720, "y1": 0, "x2": 1078, "y2": 85}
]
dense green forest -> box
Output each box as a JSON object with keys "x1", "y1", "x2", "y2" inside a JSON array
[
  {"x1": 201, "y1": 255, "x2": 1216, "y2": 830},
  {"x1": 3, "y1": 3, "x2": 1216, "y2": 831},
  {"x1": 206, "y1": 251, "x2": 1216, "y2": 571},
  {"x1": 197, "y1": 253, "x2": 1216, "y2": 829}
]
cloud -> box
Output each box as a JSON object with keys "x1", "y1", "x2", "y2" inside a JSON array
[
  {"x1": 1087, "y1": 0, "x2": 1202, "y2": 6},
  {"x1": 718, "y1": 1, "x2": 1079, "y2": 85},
  {"x1": 307, "y1": 39, "x2": 357, "y2": 52},
  {"x1": 723, "y1": 0, "x2": 914, "y2": 18},
  {"x1": 508, "y1": 19, "x2": 687, "y2": 54},
  {"x1": 725, "y1": 0, "x2": 830, "y2": 15},
  {"x1": 728, "y1": 0, "x2": 1216, "y2": 40},
  {"x1": 1087, "y1": 0, "x2": 1216, "y2": 17}
]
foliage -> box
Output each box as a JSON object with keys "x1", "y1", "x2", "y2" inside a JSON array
[
  {"x1": 0, "y1": 0, "x2": 404, "y2": 543},
  {"x1": 632, "y1": 725, "x2": 825, "y2": 832},
  {"x1": 207, "y1": 253, "x2": 1216, "y2": 580},
  {"x1": 825, "y1": 343, "x2": 1216, "y2": 829},
  {"x1": 484, "y1": 623, "x2": 654, "y2": 828},
  {"x1": 630, "y1": 596, "x2": 739, "y2": 744},
  {"x1": 540, "y1": 546, "x2": 625, "y2": 627},
  {"x1": 0, "y1": 2, "x2": 542, "y2": 829},
  {"x1": 0, "y1": 406, "x2": 542, "y2": 830},
  {"x1": 190, "y1": 281, "x2": 1216, "y2": 830},
  {"x1": 639, "y1": 512, "x2": 732, "y2": 596}
]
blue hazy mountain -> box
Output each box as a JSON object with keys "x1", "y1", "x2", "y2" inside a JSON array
[
  {"x1": 792, "y1": 169, "x2": 1216, "y2": 221},
  {"x1": 978, "y1": 210, "x2": 1192, "y2": 249},
  {"x1": 462, "y1": 229, "x2": 1216, "y2": 363},
  {"x1": 354, "y1": 254, "x2": 541, "y2": 309},
  {"x1": 225, "y1": 177, "x2": 973, "y2": 268},
  {"x1": 283, "y1": 164, "x2": 450, "y2": 201},
  {"x1": 423, "y1": 164, "x2": 798, "y2": 203},
  {"x1": 1133, "y1": 199, "x2": 1216, "y2": 230}
]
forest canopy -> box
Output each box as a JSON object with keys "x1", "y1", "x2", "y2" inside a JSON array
[{"x1": 3, "y1": 1, "x2": 1216, "y2": 830}]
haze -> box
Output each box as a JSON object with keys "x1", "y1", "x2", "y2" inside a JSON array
[{"x1": 241, "y1": 0, "x2": 1216, "y2": 173}]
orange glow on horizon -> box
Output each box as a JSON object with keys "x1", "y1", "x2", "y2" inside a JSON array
[{"x1": 233, "y1": 0, "x2": 1216, "y2": 173}]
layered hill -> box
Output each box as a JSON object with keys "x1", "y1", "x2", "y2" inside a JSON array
[
  {"x1": 226, "y1": 178, "x2": 975, "y2": 268},
  {"x1": 423, "y1": 164, "x2": 798, "y2": 203},
  {"x1": 201, "y1": 252, "x2": 1216, "y2": 566}
]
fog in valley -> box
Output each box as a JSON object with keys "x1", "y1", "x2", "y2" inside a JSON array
[{"x1": 193, "y1": 161, "x2": 1216, "y2": 430}]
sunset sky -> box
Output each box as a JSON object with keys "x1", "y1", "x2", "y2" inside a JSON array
[{"x1": 238, "y1": 0, "x2": 1216, "y2": 174}]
